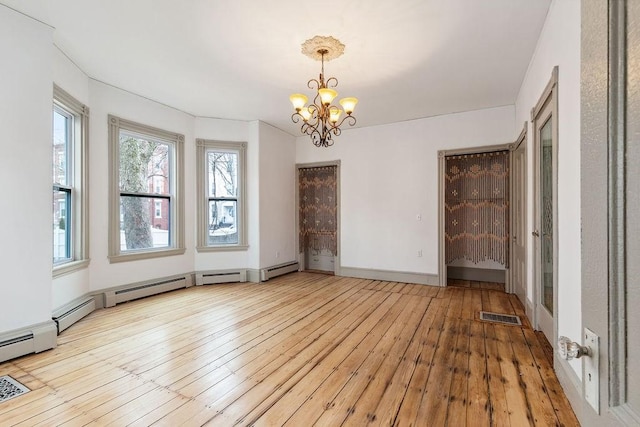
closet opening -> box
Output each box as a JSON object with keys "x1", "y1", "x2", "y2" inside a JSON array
[
  {"x1": 297, "y1": 162, "x2": 340, "y2": 275},
  {"x1": 438, "y1": 145, "x2": 513, "y2": 290}
]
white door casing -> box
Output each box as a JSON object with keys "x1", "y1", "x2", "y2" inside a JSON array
[
  {"x1": 511, "y1": 124, "x2": 527, "y2": 309},
  {"x1": 532, "y1": 67, "x2": 559, "y2": 344}
]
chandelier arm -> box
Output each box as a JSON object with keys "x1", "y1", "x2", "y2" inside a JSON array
[
  {"x1": 334, "y1": 114, "x2": 357, "y2": 129},
  {"x1": 301, "y1": 121, "x2": 316, "y2": 136},
  {"x1": 325, "y1": 76, "x2": 338, "y2": 88},
  {"x1": 307, "y1": 78, "x2": 321, "y2": 90},
  {"x1": 291, "y1": 112, "x2": 303, "y2": 124}
]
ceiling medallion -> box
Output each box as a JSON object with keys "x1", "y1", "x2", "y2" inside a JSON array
[
  {"x1": 301, "y1": 35, "x2": 345, "y2": 61},
  {"x1": 289, "y1": 36, "x2": 358, "y2": 148}
]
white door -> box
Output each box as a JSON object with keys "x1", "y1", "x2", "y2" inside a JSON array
[
  {"x1": 581, "y1": 1, "x2": 640, "y2": 424},
  {"x1": 625, "y1": 1, "x2": 640, "y2": 414},
  {"x1": 532, "y1": 76, "x2": 557, "y2": 344},
  {"x1": 511, "y1": 134, "x2": 527, "y2": 306}
]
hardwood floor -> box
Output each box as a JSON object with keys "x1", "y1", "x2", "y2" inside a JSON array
[{"x1": 0, "y1": 273, "x2": 578, "y2": 426}]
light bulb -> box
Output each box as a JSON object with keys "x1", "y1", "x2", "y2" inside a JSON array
[
  {"x1": 289, "y1": 93, "x2": 308, "y2": 111},
  {"x1": 339, "y1": 97, "x2": 358, "y2": 115}
]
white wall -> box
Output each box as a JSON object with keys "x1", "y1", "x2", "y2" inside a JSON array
[
  {"x1": 514, "y1": 0, "x2": 581, "y2": 376},
  {"x1": 296, "y1": 106, "x2": 515, "y2": 276},
  {"x1": 87, "y1": 81, "x2": 196, "y2": 292},
  {"x1": 258, "y1": 122, "x2": 297, "y2": 268},
  {"x1": 0, "y1": 6, "x2": 53, "y2": 332}
]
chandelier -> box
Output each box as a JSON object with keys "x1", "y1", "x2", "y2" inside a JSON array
[{"x1": 289, "y1": 36, "x2": 358, "y2": 147}]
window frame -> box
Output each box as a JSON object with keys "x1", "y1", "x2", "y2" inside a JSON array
[
  {"x1": 108, "y1": 115, "x2": 185, "y2": 262},
  {"x1": 196, "y1": 139, "x2": 248, "y2": 251},
  {"x1": 53, "y1": 85, "x2": 90, "y2": 277}
]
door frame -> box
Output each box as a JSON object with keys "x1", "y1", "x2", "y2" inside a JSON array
[
  {"x1": 509, "y1": 122, "x2": 528, "y2": 304},
  {"x1": 531, "y1": 66, "x2": 559, "y2": 342},
  {"x1": 438, "y1": 142, "x2": 515, "y2": 289},
  {"x1": 295, "y1": 160, "x2": 341, "y2": 275},
  {"x1": 581, "y1": 0, "x2": 639, "y2": 424}
]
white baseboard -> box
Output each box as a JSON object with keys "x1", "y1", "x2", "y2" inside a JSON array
[
  {"x1": 52, "y1": 296, "x2": 97, "y2": 334},
  {"x1": 525, "y1": 299, "x2": 535, "y2": 326},
  {"x1": 0, "y1": 321, "x2": 57, "y2": 363},
  {"x1": 260, "y1": 261, "x2": 299, "y2": 281},
  {"x1": 555, "y1": 357, "x2": 584, "y2": 424},
  {"x1": 339, "y1": 266, "x2": 438, "y2": 285},
  {"x1": 247, "y1": 269, "x2": 261, "y2": 283},
  {"x1": 196, "y1": 269, "x2": 246, "y2": 285},
  {"x1": 103, "y1": 273, "x2": 192, "y2": 308}
]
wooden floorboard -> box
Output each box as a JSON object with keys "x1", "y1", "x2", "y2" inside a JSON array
[{"x1": 0, "y1": 272, "x2": 579, "y2": 426}]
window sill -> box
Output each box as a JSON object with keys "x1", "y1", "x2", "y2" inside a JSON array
[
  {"x1": 196, "y1": 244, "x2": 249, "y2": 253},
  {"x1": 53, "y1": 259, "x2": 90, "y2": 278},
  {"x1": 108, "y1": 247, "x2": 186, "y2": 263}
]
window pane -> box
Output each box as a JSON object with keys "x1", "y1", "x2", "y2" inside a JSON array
[
  {"x1": 119, "y1": 134, "x2": 170, "y2": 194},
  {"x1": 207, "y1": 151, "x2": 237, "y2": 198},
  {"x1": 208, "y1": 200, "x2": 238, "y2": 245},
  {"x1": 53, "y1": 109, "x2": 69, "y2": 186},
  {"x1": 53, "y1": 190, "x2": 70, "y2": 262},
  {"x1": 120, "y1": 196, "x2": 170, "y2": 251}
]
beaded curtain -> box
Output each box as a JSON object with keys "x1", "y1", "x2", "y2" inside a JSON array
[
  {"x1": 299, "y1": 166, "x2": 337, "y2": 255},
  {"x1": 445, "y1": 151, "x2": 510, "y2": 266}
]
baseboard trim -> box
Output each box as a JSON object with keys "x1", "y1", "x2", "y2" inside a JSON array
[
  {"x1": 340, "y1": 266, "x2": 439, "y2": 285},
  {"x1": 555, "y1": 357, "x2": 584, "y2": 424},
  {"x1": 52, "y1": 296, "x2": 97, "y2": 334},
  {"x1": 525, "y1": 299, "x2": 535, "y2": 326},
  {"x1": 195, "y1": 269, "x2": 246, "y2": 285},
  {"x1": 103, "y1": 273, "x2": 193, "y2": 308},
  {"x1": 247, "y1": 269, "x2": 261, "y2": 283},
  {"x1": 0, "y1": 321, "x2": 57, "y2": 363}
]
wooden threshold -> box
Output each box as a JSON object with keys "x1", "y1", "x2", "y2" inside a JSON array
[{"x1": 0, "y1": 272, "x2": 578, "y2": 426}]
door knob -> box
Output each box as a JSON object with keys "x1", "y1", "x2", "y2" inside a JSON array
[
  {"x1": 558, "y1": 336, "x2": 591, "y2": 360},
  {"x1": 532, "y1": 230, "x2": 540, "y2": 237}
]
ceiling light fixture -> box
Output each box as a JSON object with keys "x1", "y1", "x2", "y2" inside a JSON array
[{"x1": 290, "y1": 36, "x2": 358, "y2": 147}]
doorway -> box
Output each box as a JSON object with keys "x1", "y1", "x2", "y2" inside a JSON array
[
  {"x1": 438, "y1": 144, "x2": 514, "y2": 289},
  {"x1": 532, "y1": 67, "x2": 558, "y2": 344},
  {"x1": 297, "y1": 162, "x2": 340, "y2": 274},
  {"x1": 511, "y1": 124, "x2": 528, "y2": 310}
]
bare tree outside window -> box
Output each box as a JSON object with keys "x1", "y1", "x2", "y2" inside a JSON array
[
  {"x1": 119, "y1": 135, "x2": 169, "y2": 250},
  {"x1": 208, "y1": 151, "x2": 238, "y2": 244}
]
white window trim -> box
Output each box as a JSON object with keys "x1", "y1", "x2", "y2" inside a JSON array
[
  {"x1": 53, "y1": 85, "x2": 90, "y2": 277},
  {"x1": 196, "y1": 139, "x2": 248, "y2": 252},
  {"x1": 108, "y1": 115, "x2": 185, "y2": 262}
]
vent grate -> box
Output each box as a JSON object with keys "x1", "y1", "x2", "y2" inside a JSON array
[
  {"x1": 479, "y1": 311, "x2": 522, "y2": 326},
  {"x1": 0, "y1": 375, "x2": 30, "y2": 403}
]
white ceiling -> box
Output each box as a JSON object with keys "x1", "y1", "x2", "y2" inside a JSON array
[{"x1": 3, "y1": 0, "x2": 551, "y2": 135}]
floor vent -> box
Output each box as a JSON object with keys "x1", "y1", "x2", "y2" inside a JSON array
[
  {"x1": 0, "y1": 375, "x2": 30, "y2": 403},
  {"x1": 479, "y1": 311, "x2": 522, "y2": 326}
]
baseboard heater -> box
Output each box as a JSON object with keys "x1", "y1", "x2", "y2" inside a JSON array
[
  {"x1": 52, "y1": 297, "x2": 96, "y2": 334},
  {"x1": 0, "y1": 334, "x2": 34, "y2": 363},
  {"x1": 103, "y1": 275, "x2": 190, "y2": 308},
  {"x1": 260, "y1": 261, "x2": 299, "y2": 281},
  {"x1": 196, "y1": 269, "x2": 247, "y2": 285},
  {"x1": 0, "y1": 322, "x2": 57, "y2": 363}
]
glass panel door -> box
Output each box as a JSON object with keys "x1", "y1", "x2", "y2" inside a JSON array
[{"x1": 540, "y1": 118, "x2": 554, "y2": 314}]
